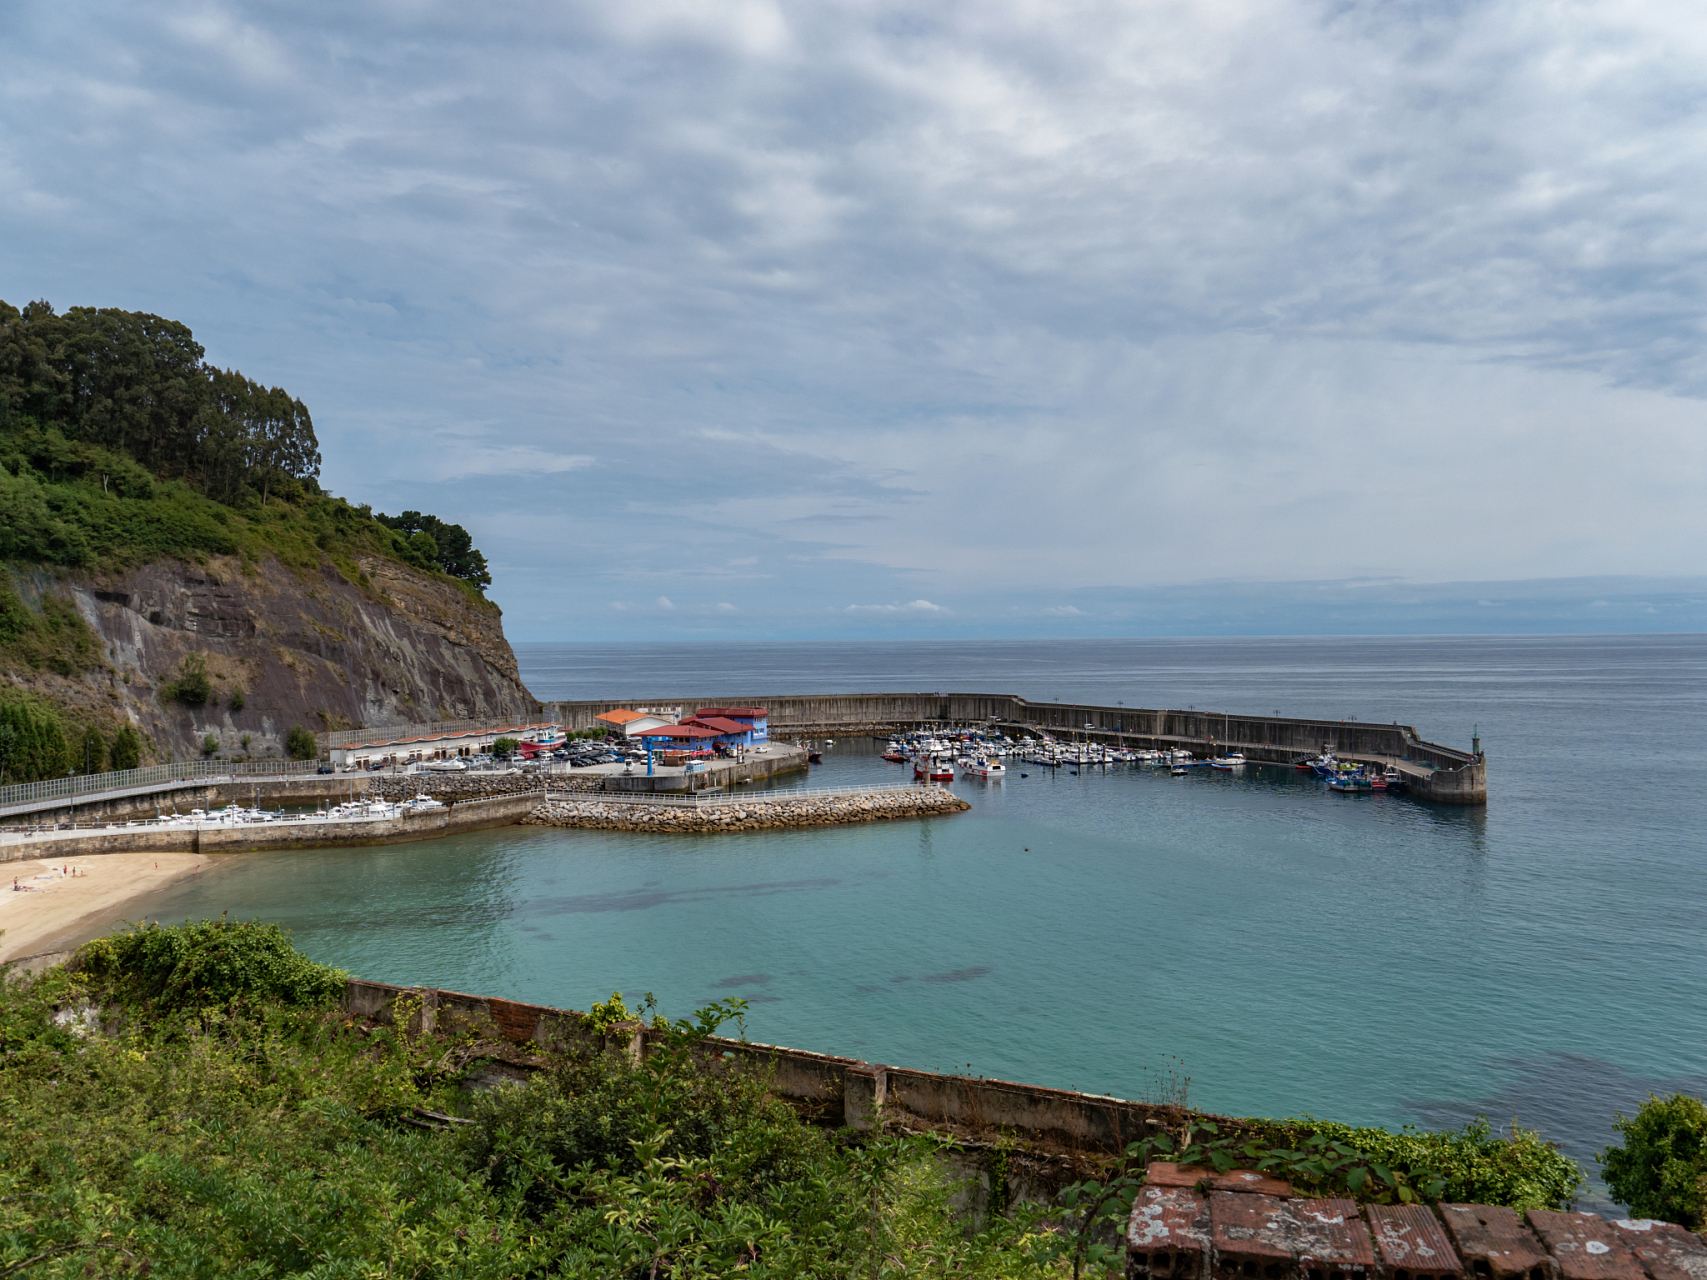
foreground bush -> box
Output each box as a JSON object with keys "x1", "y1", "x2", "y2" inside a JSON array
[
  {"x1": 1, "y1": 921, "x2": 1050, "y2": 1278},
  {"x1": 1601, "y1": 1094, "x2": 1707, "y2": 1228},
  {"x1": 1235, "y1": 1116, "x2": 1584, "y2": 1211},
  {"x1": 0, "y1": 919, "x2": 1593, "y2": 1278}
]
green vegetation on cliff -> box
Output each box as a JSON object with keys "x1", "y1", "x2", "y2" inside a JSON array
[
  {"x1": 0, "y1": 921, "x2": 1591, "y2": 1279},
  {"x1": 0, "y1": 300, "x2": 492, "y2": 592}
]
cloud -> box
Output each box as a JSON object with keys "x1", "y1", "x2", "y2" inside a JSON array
[
  {"x1": 1043, "y1": 606, "x2": 1088, "y2": 617},
  {"x1": 656, "y1": 596, "x2": 675, "y2": 610},
  {"x1": 845, "y1": 599, "x2": 947, "y2": 614},
  {"x1": 8, "y1": 0, "x2": 1707, "y2": 638},
  {"x1": 715, "y1": 601, "x2": 737, "y2": 612}
]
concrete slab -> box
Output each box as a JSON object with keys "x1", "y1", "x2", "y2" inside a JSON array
[
  {"x1": 1527, "y1": 1212, "x2": 1645, "y2": 1280},
  {"x1": 1439, "y1": 1204, "x2": 1555, "y2": 1280},
  {"x1": 1609, "y1": 1218, "x2": 1707, "y2": 1280},
  {"x1": 1130, "y1": 1185, "x2": 1210, "y2": 1280},
  {"x1": 1368, "y1": 1203, "x2": 1465, "y2": 1280}
]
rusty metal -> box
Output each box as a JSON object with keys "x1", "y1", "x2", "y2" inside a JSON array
[
  {"x1": 1608, "y1": 1217, "x2": 1707, "y2": 1280},
  {"x1": 1368, "y1": 1203, "x2": 1464, "y2": 1280},
  {"x1": 1526, "y1": 1213, "x2": 1645, "y2": 1280},
  {"x1": 1209, "y1": 1192, "x2": 1372, "y2": 1280},
  {"x1": 1129, "y1": 1185, "x2": 1211, "y2": 1280},
  {"x1": 1439, "y1": 1204, "x2": 1555, "y2": 1280}
]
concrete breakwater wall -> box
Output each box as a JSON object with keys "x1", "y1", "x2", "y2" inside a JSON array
[
  {"x1": 525, "y1": 786, "x2": 971, "y2": 833},
  {"x1": 0, "y1": 792, "x2": 543, "y2": 861},
  {"x1": 548, "y1": 692, "x2": 1487, "y2": 803}
]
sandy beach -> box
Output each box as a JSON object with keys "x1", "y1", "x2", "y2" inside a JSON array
[{"x1": 0, "y1": 852, "x2": 219, "y2": 965}]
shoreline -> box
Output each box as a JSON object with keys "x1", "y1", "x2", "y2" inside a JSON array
[{"x1": 0, "y1": 851, "x2": 232, "y2": 964}]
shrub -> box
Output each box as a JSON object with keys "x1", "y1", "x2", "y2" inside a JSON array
[
  {"x1": 109, "y1": 722, "x2": 143, "y2": 770},
  {"x1": 1236, "y1": 1116, "x2": 1584, "y2": 1210},
  {"x1": 285, "y1": 725, "x2": 317, "y2": 760},
  {"x1": 161, "y1": 652, "x2": 212, "y2": 705},
  {"x1": 1602, "y1": 1095, "x2": 1707, "y2": 1227},
  {"x1": 492, "y1": 736, "x2": 519, "y2": 756},
  {"x1": 201, "y1": 733, "x2": 219, "y2": 756},
  {"x1": 75, "y1": 917, "x2": 347, "y2": 1010},
  {"x1": 229, "y1": 686, "x2": 246, "y2": 712}
]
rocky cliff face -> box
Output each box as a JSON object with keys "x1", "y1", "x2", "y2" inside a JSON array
[{"x1": 5, "y1": 554, "x2": 536, "y2": 762}]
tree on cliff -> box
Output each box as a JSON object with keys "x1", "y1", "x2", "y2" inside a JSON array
[
  {"x1": 0, "y1": 694, "x2": 71, "y2": 782},
  {"x1": 375, "y1": 510, "x2": 493, "y2": 589},
  {"x1": 0, "y1": 300, "x2": 321, "y2": 505}
]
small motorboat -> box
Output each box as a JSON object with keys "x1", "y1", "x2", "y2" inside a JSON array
[
  {"x1": 961, "y1": 758, "x2": 1006, "y2": 779},
  {"x1": 808, "y1": 750, "x2": 823, "y2": 764},
  {"x1": 1170, "y1": 766, "x2": 1188, "y2": 776},
  {"x1": 1328, "y1": 772, "x2": 1374, "y2": 794},
  {"x1": 1208, "y1": 753, "x2": 1247, "y2": 770}
]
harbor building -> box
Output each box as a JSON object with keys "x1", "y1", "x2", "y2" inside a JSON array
[{"x1": 693, "y1": 707, "x2": 769, "y2": 743}]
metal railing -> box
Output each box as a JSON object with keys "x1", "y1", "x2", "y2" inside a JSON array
[
  {"x1": 325, "y1": 717, "x2": 562, "y2": 749},
  {"x1": 0, "y1": 759, "x2": 322, "y2": 813},
  {"x1": 543, "y1": 783, "x2": 936, "y2": 810}
]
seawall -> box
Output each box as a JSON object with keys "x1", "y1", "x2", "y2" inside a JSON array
[
  {"x1": 0, "y1": 792, "x2": 542, "y2": 862},
  {"x1": 549, "y1": 693, "x2": 1487, "y2": 804}
]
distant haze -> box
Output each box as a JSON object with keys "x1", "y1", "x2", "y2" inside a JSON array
[{"x1": 5, "y1": 0, "x2": 1706, "y2": 639}]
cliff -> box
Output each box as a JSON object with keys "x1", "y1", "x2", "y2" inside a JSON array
[{"x1": 4, "y1": 554, "x2": 536, "y2": 763}]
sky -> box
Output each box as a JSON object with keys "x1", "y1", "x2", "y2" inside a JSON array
[{"x1": 5, "y1": 0, "x2": 1707, "y2": 640}]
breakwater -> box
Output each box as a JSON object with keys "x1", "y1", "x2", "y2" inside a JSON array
[
  {"x1": 548, "y1": 692, "x2": 1487, "y2": 803},
  {"x1": 525, "y1": 785, "x2": 970, "y2": 833},
  {"x1": 0, "y1": 792, "x2": 545, "y2": 861}
]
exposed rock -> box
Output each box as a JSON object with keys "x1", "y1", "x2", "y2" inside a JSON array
[
  {"x1": 5, "y1": 554, "x2": 537, "y2": 762},
  {"x1": 523, "y1": 787, "x2": 971, "y2": 832}
]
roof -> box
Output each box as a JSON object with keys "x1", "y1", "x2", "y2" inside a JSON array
[
  {"x1": 634, "y1": 725, "x2": 721, "y2": 739},
  {"x1": 695, "y1": 707, "x2": 768, "y2": 719},
  {"x1": 681, "y1": 716, "x2": 749, "y2": 734},
  {"x1": 595, "y1": 709, "x2": 648, "y2": 725}
]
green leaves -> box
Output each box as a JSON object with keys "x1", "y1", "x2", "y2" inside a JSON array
[{"x1": 1601, "y1": 1093, "x2": 1707, "y2": 1228}]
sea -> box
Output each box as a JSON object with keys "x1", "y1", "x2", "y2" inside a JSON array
[{"x1": 109, "y1": 635, "x2": 1707, "y2": 1200}]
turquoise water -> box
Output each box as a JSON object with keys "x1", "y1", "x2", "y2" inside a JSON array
[{"x1": 112, "y1": 636, "x2": 1707, "y2": 1186}]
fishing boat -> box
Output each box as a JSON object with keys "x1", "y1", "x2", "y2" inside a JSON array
[
  {"x1": 1328, "y1": 772, "x2": 1374, "y2": 794},
  {"x1": 961, "y1": 757, "x2": 1005, "y2": 779}
]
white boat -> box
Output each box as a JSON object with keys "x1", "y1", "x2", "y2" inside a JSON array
[
  {"x1": 961, "y1": 758, "x2": 1006, "y2": 779},
  {"x1": 403, "y1": 794, "x2": 446, "y2": 812},
  {"x1": 1208, "y1": 753, "x2": 1247, "y2": 770},
  {"x1": 424, "y1": 758, "x2": 468, "y2": 772}
]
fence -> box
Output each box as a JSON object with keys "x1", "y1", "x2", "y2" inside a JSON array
[
  {"x1": 543, "y1": 783, "x2": 933, "y2": 810},
  {"x1": 0, "y1": 759, "x2": 325, "y2": 814},
  {"x1": 324, "y1": 717, "x2": 562, "y2": 750}
]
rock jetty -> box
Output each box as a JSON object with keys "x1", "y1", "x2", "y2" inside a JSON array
[{"x1": 524, "y1": 787, "x2": 970, "y2": 833}]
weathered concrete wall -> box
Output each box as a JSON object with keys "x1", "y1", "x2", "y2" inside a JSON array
[{"x1": 344, "y1": 978, "x2": 1184, "y2": 1162}]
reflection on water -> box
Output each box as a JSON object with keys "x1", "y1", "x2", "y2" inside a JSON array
[{"x1": 109, "y1": 635, "x2": 1707, "y2": 1195}]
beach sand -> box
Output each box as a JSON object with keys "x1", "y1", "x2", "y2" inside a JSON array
[{"x1": 0, "y1": 853, "x2": 220, "y2": 965}]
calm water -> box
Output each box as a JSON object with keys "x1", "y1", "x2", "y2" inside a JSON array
[{"x1": 114, "y1": 636, "x2": 1707, "y2": 1193}]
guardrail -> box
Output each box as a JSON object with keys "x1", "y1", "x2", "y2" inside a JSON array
[
  {"x1": 0, "y1": 759, "x2": 323, "y2": 813},
  {"x1": 543, "y1": 783, "x2": 935, "y2": 810}
]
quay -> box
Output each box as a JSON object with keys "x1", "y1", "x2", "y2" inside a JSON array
[{"x1": 547, "y1": 693, "x2": 1488, "y2": 804}]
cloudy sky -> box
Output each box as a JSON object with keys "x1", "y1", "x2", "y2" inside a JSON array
[{"x1": 6, "y1": 0, "x2": 1707, "y2": 638}]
